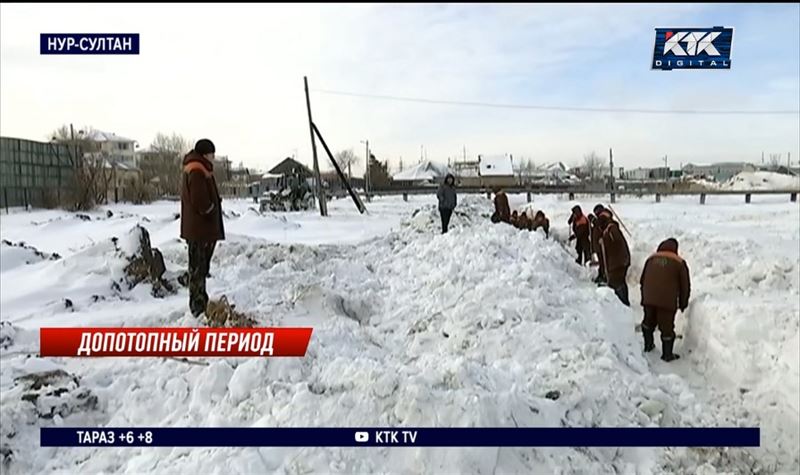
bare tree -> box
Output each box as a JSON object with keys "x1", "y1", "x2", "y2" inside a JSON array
[
  {"x1": 583, "y1": 151, "x2": 604, "y2": 181},
  {"x1": 140, "y1": 132, "x2": 190, "y2": 197},
  {"x1": 334, "y1": 148, "x2": 359, "y2": 178},
  {"x1": 51, "y1": 125, "x2": 113, "y2": 210}
]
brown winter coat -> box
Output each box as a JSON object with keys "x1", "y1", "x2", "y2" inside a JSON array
[
  {"x1": 493, "y1": 192, "x2": 511, "y2": 223},
  {"x1": 517, "y1": 213, "x2": 531, "y2": 230},
  {"x1": 532, "y1": 216, "x2": 550, "y2": 237},
  {"x1": 180, "y1": 152, "x2": 225, "y2": 242},
  {"x1": 640, "y1": 240, "x2": 691, "y2": 311},
  {"x1": 570, "y1": 213, "x2": 591, "y2": 241},
  {"x1": 592, "y1": 210, "x2": 614, "y2": 261},
  {"x1": 601, "y1": 221, "x2": 630, "y2": 272}
]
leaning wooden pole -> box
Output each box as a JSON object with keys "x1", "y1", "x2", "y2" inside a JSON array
[
  {"x1": 313, "y1": 123, "x2": 366, "y2": 214},
  {"x1": 304, "y1": 76, "x2": 328, "y2": 216}
]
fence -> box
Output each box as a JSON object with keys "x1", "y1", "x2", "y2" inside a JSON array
[
  {"x1": 0, "y1": 136, "x2": 77, "y2": 210},
  {"x1": 373, "y1": 185, "x2": 800, "y2": 205}
]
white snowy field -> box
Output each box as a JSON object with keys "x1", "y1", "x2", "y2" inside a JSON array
[{"x1": 0, "y1": 193, "x2": 798, "y2": 474}]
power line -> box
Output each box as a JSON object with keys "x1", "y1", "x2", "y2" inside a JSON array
[{"x1": 312, "y1": 88, "x2": 800, "y2": 115}]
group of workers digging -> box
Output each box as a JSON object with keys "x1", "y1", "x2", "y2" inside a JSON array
[
  {"x1": 181, "y1": 160, "x2": 690, "y2": 363},
  {"x1": 566, "y1": 202, "x2": 691, "y2": 362},
  {"x1": 488, "y1": 187, "x2": 551, "y2": 237},
  {"x1": 481, "y1": 187, "x2": 691, "y2": 362}
]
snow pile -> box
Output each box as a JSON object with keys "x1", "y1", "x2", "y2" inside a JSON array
[
  {"x1": 613, "y1": 197, "x2": 800, "y2": 473},
  {"x1": 0, "y1": 225, "x2": 187, "y2": 324},
  {"x1": 723, "y1": 171, "x2": 800, "y2": 191},
  {"x1": 0, "y1": 240, "x2": 61, "y2": 273},
  {"x1": 401, "y1": 194, "x2": 491, "y2": 233}
]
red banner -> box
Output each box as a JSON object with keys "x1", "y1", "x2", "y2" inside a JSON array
[{"x1": 39, "y1": 327, "x2": 313, "y2": 357}]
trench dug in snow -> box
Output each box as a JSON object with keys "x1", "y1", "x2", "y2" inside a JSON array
[{"x1": 0, "y1": 196, "x2": 789, "y2": 474}]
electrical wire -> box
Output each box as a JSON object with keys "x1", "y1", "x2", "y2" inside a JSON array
[{"x1": 312, "y1": 89, "x2": 800, "y2": 115}]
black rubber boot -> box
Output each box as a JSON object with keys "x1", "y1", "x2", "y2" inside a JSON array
[
  {"x1": 643, "y1": 328, "x2": 655, "y2": 352},
  {"x1": 661, "y1": 338, "x2": 680, "y2": 362}
]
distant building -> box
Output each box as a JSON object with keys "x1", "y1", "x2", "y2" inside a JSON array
[
  {"x1": 78, "y1": 130, "x2": 141, "y2": 203},
  {"x1": 103, "y1": 160, "x2": 142, "y2": 203},
  {"x1": 220, "y1": 163, "x2": 256, "y2": 197},
  {"x1": 682, "y1": 162, "x2": 756, "y2": 182},
  {"x1": 478, "y1": 154, "x2": 516, "y2": 188},
  {"x1": 452, "y1": 159, "x2": 481, "y2": 187},
  {"x1": 83, "y1": 130, "x2": 139, "y2": 168},
  {"x1": 528, "y1": 162, "x2": 578, "y2": 185},
  {"x1": 247, "y1": 158, "x2": 314, "y2": 199},
  {"x1": 392, "y1": 161, "x2": 450, "y2": 187},
  {"x1": 320, "y1": 170, "x2": 365, "y2": 195},
  {"x1": 269, "y1": 157, "x2": 313, "y2": 179},
  {"x1": 621, "y1": 166, "x2": 670, "y2": 181}
]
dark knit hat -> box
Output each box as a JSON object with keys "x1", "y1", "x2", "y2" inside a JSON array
[
  {"x1": 657, "y1": 238, "x2": 679, "y2": 253},
  {"x1": 194, "y1": 139, "x2": 215, "y2": 155}
]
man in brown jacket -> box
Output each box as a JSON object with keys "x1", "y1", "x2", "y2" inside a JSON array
[
  {"x1": 590, "y1": 204, "x2": 613, "y2": 284},
  {"x1": 532, "y1": 210, "x2": 550, "y2": 238},
  {"x1": 180, "y1": 139, "x2": 225, "y2": 317},
  {"x1": 567, "y1": 205, "x2": 591, "y2": 265},
  {"x1": 491, "y1": 187, "x2": 511, "y2": 224},
  {"x1": 517, "y1": 211, "x2": 532, "y2": 231},
  {"x1": 597, "y1": 213, "x2": 631, "y2": 306},
  {"x1": 640, "y1": 238, "x2": 691, "y2": 361}
]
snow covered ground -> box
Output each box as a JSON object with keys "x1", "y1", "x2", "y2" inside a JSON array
[{"x1": 1, "y1": 193, "x2": 798, "y2": 474}]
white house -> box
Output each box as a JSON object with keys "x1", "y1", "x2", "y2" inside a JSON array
[
  {"x1": 478, "y1": 154, "x2": 516, "y2": 187},
  {"x1": 393, "y1": 161, "x2": 451, "y2": 186},
  {"x1": 83, "y1": 130, "x2": 139, "y2": 168},
  {"x1": 530, "y1": 162, "x2": 571, "y2": 181}
]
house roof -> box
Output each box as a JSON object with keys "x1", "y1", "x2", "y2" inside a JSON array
[
  {"x1": 268, "y1": 157, "x2": 313, "y2": 176},
  {"x1": 84, "y1": 130, "x2": 135, "y2": 143},
  {"x1": 479, "y1": 154, "x2": 514, "y2": 177},
  {"x1": 393, "y1": 161, "x2": 451, "y2": 181}
]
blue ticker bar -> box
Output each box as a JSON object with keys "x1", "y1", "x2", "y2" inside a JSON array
[{"x1": 42, "y1": 427, "x2": 760, "y2": 447}]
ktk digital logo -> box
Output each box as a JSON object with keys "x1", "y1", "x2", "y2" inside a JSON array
[{"x1": 652, "y1": 27, "x2": 733, "y2": 70}]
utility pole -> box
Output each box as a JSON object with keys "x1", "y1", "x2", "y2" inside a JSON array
[
  {"x1": 303, "y1": 76, "x2": 327, "y2": 216},
  {"x1": 362, "y1": 139, "x2": 371, "y2": 202},
  {"x1": 664, "y1": 154, "x2": 668, "y2": 182},
  {"x1": 609, "y1": 148, "x2": 616, "y2": 203},
  {"x1": 69, "y1": 123, "x2": 76, "y2": 165},
  {"x1": 761, "y1": 151, "x2": 764, "y2": 164},
  {"x1": 788, "y1": 152, "x2": 791, "y2": 169},
  {"x1": 463, "y1": 145, "x2": 466, "y2": 162}
]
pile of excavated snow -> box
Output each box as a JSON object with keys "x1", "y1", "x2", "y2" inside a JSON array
[
  {"x1": 723, "y1": 171, "x2": 800, "y2": 191},
  {"x1": 0, "y1": 240, "x2": 61, "y2": 273},
  {"x1": 0, "y1": 196, "x2": 777, "y2": 474},
  {"x1": 0, "y1": 225, "x2": 185, "y2": 323}
]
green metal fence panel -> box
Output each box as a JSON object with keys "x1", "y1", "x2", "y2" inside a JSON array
[{"x1": 0, "y1": 136, "x2": 76, "y2": 209}]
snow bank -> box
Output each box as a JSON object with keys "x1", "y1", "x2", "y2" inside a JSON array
[
  {"x1": 723, "y1": 171, "x2": 800, "y2": 191},
  {"x1": 0, "y1": 240, "x2": 61, "y2": 273},
  {"x1": 0, "y1": 195, "x2": 797, "y2": 474},
  {"x1": 611, "y1": 196, "x2": 800, "y2": 472}
]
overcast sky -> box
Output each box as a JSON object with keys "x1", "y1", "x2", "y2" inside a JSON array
[{"x1": 1, "y1": 3, "x2": 798, "y2": 172}]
